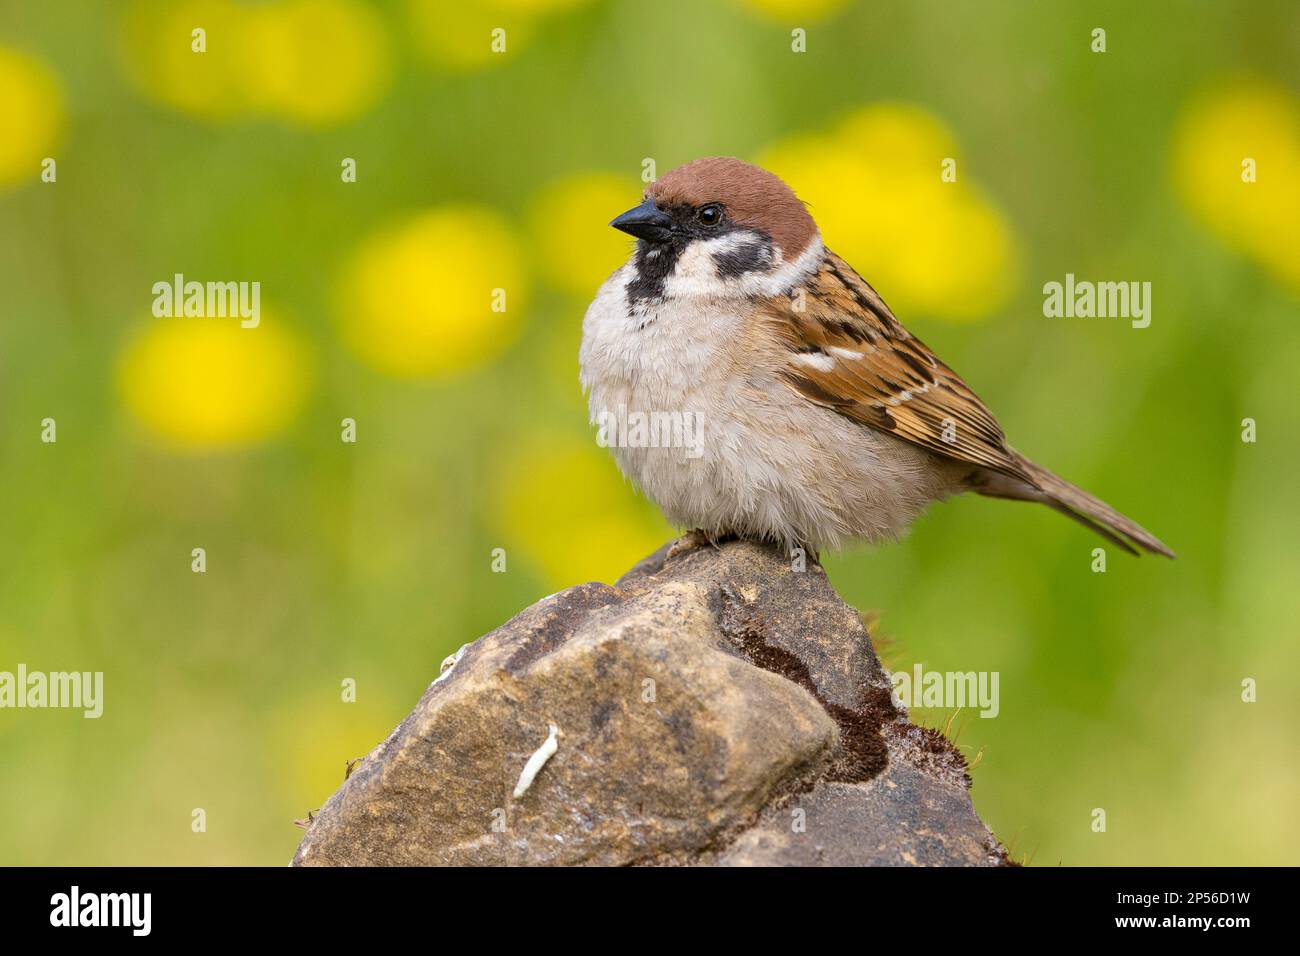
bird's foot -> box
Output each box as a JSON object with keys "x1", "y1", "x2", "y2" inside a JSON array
[{"x1": 665, "y1": 529, "x2": 734, "y2": 562}]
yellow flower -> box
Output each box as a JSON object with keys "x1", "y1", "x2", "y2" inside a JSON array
[
  {"x1": 338, "y1": 206, "x2": 528, "y2": 378},
  {"x1": 759, "y1": 103, "x2": 1019, "y2": 321},
  {"x1": 491, "y1": 0, "x2": 593, "y2": 10},
  {"x1": 119, "y1": 0, "x2": 250, "y2": 120},
  {"x1": 119, "y1": 0, "x2": 390, "y2": 126},
  {"x1": 245, "y1": 0, "x2": 391, "y2": 126},
  {"x1": 407, "y1": 0, "x2": 535, "y2": 70},
  {"x1": 737, "y1": 0, "x2": 849, "y2": 21},
  {"x1": 407, "y1": 0, "x2": 594, "y2": 71},
  {"x1": 118, "y1": 317, "x2": 312, "y2": 450},
  {"x1": 530, "y1": 172, "x2": 640, "y2": 298},
  {"x1": 1170, "y1": 79, "x2": 1300, "y2": 293},
  {"x1": 0, "y1": 47, "x2": 64, "y2": 187},
  {"x1": 493, "y1": 438, "x2": 672, "y2": 588}
]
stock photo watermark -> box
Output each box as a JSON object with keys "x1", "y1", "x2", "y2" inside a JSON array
[
  {"x1": 594, "y1": 405, "x2": 705, "y2": 458},
  {"x1": 1042, "y1": 273, "x2": 1151, "y2": 328},
  {"x1": 0, "y1": 665, "x2": 103, "y2": 718},
  {"x1": 891, "y1": 664, "x2": 1000, "y2": 718},
  {"x1": 49, "y1": 886, "x2": 150, "y2": 936},
  {"x1": 151, "y1": 273, "x2": 260, "y2": 328}
]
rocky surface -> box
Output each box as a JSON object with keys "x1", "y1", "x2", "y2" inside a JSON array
[{"x1": 291, "y1": 538, "x2": 1010, "y2": 867}]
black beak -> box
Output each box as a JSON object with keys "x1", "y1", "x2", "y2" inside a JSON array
[{"x1": 610, "y1": 199, "x2": 675, "y2": 242}]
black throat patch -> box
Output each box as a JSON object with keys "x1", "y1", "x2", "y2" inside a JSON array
[
  {"x1": 713, "y1": 233, "x2": 775, "y2": 280},
  {"x1": 624, "y1": 229, "x2": 776, "y2": 306},
  {"x1": 625, "y1": 238, "x2": 686, "y2": 305}
]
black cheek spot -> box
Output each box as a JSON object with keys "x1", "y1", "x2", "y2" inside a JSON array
[{"x1": 712, "y1": 233, "x2": 774, "y2": 280}]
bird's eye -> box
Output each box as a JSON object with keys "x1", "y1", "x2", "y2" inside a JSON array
[{"x1": 696, "y1": 204, "x2": 723, "y2": 226}]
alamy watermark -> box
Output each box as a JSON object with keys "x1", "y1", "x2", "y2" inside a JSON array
[
  {"x1": 0, "y1": 664, "x2": 103, "y2": 718},
  {"x1": 50, "y1": 886, "x2": 150, "y2": 936},
  {"x1": 152, "y1": 273, "x2": 260, "y2": 328},
  {"x1": 1043, "y1": 273, "x2": 1151, "y2": 328},
  {"x1": 595, "y1": 405, "x2": 704, "y2": 458},
  {"x1": 891, "y1": 664, "x2": 999, "y2": 718}
]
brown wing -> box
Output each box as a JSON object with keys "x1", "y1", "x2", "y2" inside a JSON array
[{"x1": 766, "y1": 249, "x2": 1032, "y2": 484}]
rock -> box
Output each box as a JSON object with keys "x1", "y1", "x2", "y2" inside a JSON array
[{"x1": 291, "y1": 538, "x2": 1012, "y2": 867}]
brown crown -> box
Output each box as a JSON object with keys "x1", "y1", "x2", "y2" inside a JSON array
[{"x1": 646, "y1": 157, "x2": 818, "y2": 259}]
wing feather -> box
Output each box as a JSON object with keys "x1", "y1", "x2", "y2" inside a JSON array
[{"x1": 767, "y1": 250, "x2": 1031, "y2": 483}]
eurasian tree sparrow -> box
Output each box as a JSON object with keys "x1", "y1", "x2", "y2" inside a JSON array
[{"x1": 579, "y1": 157, "x2": 1173, "y2": 558}]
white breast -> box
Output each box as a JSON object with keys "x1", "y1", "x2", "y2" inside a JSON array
[
  {"x1": 578, "y1": 251, "x2": 963, "y2": 551},
  {"x1": 580, "y1": 263, "x2": 741, "y2": 393}
]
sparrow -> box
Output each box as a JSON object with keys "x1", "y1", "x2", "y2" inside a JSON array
[{"x1": 579, "y1": 157, "x2": 1173, "y2": 558}]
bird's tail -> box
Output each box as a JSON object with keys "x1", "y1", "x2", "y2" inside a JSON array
[{"x1": 1007, "y1": 451, "x2": 1174, "y2": 558}]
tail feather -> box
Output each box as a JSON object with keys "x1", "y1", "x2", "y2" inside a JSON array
[
  {"x1": 1010, "y1": 452, "x2": 1175, "y2": 558},
  {"x1": 1041, "y1": 498, "x2": 1139, "y2": 556}
]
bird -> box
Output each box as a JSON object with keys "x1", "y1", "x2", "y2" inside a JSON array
[{"x1": 579, "y1": 156, "x2": 1173, "y2": 559}]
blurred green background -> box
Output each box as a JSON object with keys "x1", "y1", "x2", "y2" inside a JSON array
[{"x1": 1, "y1": 0, "x2": 1297, "y2": 866}]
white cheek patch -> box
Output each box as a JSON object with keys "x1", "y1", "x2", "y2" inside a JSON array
[
  {"x1": 633, "y1": 230, "x2": 825, "y2": 304},
  {"x1": 663, "y1": 234, "x2": 748, "y2": 299},
  {"x1": 739, "y1": 233, "x2": 827, "y2": 299}
]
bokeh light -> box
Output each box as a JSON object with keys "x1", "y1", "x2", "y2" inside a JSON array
[
  {"x1": 760, "y1": 103, "x2": 1020, "y2": 321},
  {"x1": 407, "y1": 0, "x2": 595, "y2": 71},
  {"x1": 737, "y1": 0, "x2": 850, "y2": 21},
  {"x1": 529, "y1": 172, "x2": 640, "y2": 298},
  {"x1": 1170, "y1": 78, "x2": 1300, "y2": 294},
  {"x1": 117, "y1": 317, "x2": 313, "y2": 449},
  {"x1": 244, "y1": 0, "x2": 391, "y2": 126},
  {"x1": 118, "y1": 0, "x2": 252, "y2": 120},
  {"x1": 338, "y1": 207, "x2": 529, "y2": 379},
  {"x1": 119, "y1": 0, "x2": 390, "y2": 125},
  {"x1": 0, "y1": 47, "x2": 64, "y2": 187},
  {"x1": 493, "y1": 438, "x2": 671, "y2": 587}
]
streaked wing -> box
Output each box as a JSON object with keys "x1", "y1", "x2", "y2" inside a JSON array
[{"x1": 764, "y1": 250, "x2": 1031, "y2": 483}]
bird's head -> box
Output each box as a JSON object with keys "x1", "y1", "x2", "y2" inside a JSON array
[{"x1": 609, "y1": 157, "x2": 821, "y2": 301}]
